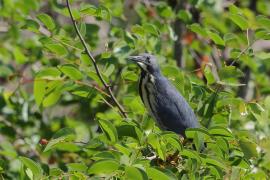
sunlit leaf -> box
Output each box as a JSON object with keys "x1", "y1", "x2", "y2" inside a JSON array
[
  {"x1": 229, "y1": 14, "x2": 249, "y2": 30},
  {"x1": 98, "y1": 119, "x2": 118, "y2": 143},
  {"x1": 19, "y1": 157, "x2": 43, "y2": 179},
  {"x1": 146, "y1": 167, "x2": 175, "y2": 180},
  {"x1": 34, "y1": 78, "x2": 46, "y2": 107},
  {"x1": 37, "y1": 13, "x2": 55, "y2": 30},
  {"x1": 60, "y1": 64, "x2": 83, "y2": 80},
  {"x1": 209, "y1": 127, "x2": 233, "y2": 138},
  {"x1": 188, "y1": 23, "x2": 207, "y2": 37},
  {"x1": 239, "y1": 138, "x2": 258, "y2": 159},
  {"x1": 143, "y1": 23, "x2": 159, "y2": 36},
  {"x1": 125, "y1": 166, "x2": 147, "y2": 180},
  {"x1": 207, "y1": 31, "x2": 225, "y2": 46},
  {"x1": 22, "y1": 19, "x2": 40, "y2": 33},
  {"x1": 88, "y1": 160, "x2": 120, "y2": 175},
  {"x1": 45, "y1": 44, "x2": 68, "y2": 56},
  {"x1": 67, "y1": 163, "x2": 87, "y2": 172},
  {"x1": 256, "y1": 15, "x2": 270, "y2": 29},
  {"x1": 131, "y1": 25, "x2": 145, "y2": 36},
  {"x1": 203, "y1": 65, "x2": 216, "y2": 85}
]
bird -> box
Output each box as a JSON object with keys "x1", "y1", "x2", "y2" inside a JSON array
[{"x1": 129, "y1": 53, "x2": 199, "y2": 137}]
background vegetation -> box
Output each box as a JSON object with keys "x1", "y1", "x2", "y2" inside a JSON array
[{"x1": 1, "y1": 0, "x2": 270, "y2": 179}]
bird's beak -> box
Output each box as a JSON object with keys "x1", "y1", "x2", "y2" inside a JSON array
[{"x1": 128, "y1": 56, "x2": 144, "y2": 63}]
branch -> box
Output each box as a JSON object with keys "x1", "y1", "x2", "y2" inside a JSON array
[
  {"x1": 66, "y1": 0, "x2": 127, "y2": 118},
  {"x1": 173, "y1": 2, "x2": 185, "y2": 68}
]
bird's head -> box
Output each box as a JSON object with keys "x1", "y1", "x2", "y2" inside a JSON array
[{"x1": 128, "y1": 53, "x2": 160, "y2": 74}]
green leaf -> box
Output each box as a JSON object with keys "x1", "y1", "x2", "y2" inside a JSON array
[
  {"x1": 224, "y1": 33, "x2": 238, "y2": 45},
  {"x1": 101, "y1": 52, "x2": 112, "y2": 59},
  {"x1": 98, "y1": 119, "x2": 118, "y2": 143},
  {"x1": 131, "y1": 25, "x2": 145, "y2": 36},
  {"x1": 255, "y1": 29, "x2": 270, "y2": 40},
  {"x1": 13, "y1": 47, "x2": 27, "y2": 64},
  {"x1": 87, "y1": 71, "x2": 104, "y2": 86},
  {"x1": 67, "y1": 163, "x2": 87, "y2": 172},
  {"x1": 207, "y1": 31, "x2": 225, "y2": 46},
  {"x1": 125, "y1": 166, "x2": 147, "y2": 180},
  {"x1": 37, "y1": 13, "x2": 55, "y2": 30},
  {"x1": 79, "y1": 22, "x2": 86, "y2": 36},
  {"x1": 177, "y1": 10, "x2": 192, "y2": 22},
  {"x1": 216, "y1": 138, "x2": 229, "y2": 153},
  {"x1": 80, "y1": 53, "x2": 91, "y2": 66},
  {"x1": 103, "y1": 64, "x2": 115, "y2": 77},
  {"x1": 60, "y1": 64, "x2": 83, "y2": 80},
  {"x1": 55, "y1": 142, "x2": 80, "y2": 152},
  {"x1": 43, "y1": 128, "x2": 76, "y2": 152},
  {"x1": 61, "y1": 8, "x2": 81, "y2": 20},
  {"x1": 0, "y1": 65, "x2": 13, "y2": 77},
  {"x1": 202, "y1": 157, "x2": 227, "y2": 169},
  {"x1": 159, "y1": 6, "x2": 174, "y2": 18},
  {"x1": 22, "y1": 19, "x2": 40, "y2": 33},
  {"x1": 209, "y1": 126, "x2": 233, "y2": 138},
  {"x1": 0, "y1": 141, "x2": 17, "y2": 158},
  {"x1": 218, "y1": 66, "x2": 244, "y2": 79},
  {"x1": 36, "y1": 67, "x2": 61, "y2": 78},
  {"x1": 256, "y1": 15, "x2": 270, "y2": 29},
  {"x1": 146, "y1": 167, "x2": 175, "y2": 180},
  {"x1": 33, "y1": 79, "x2": 46, "y2": 107},
  {"x1": 121, "y1": 71, "x2": 138, "y2": 81},
  {"x1": 44, "y1": 136, "x2": 74, "y2": 152},
  {"x1": 116, "y1": 124, "x2": 142, "y2": 141},
  {"x1": 229, "y1": 5, "x2": 242, "y2": 14},
  {"x1": 162, "y1": 132, "x2": 183, "y2": 151},
  {"x1": 203, "y1": 66, "x2": 216, "y2": 85},
  {"x1": 49, "y1": 168, "x2": 63, "y2": 176},
  {"x1": 229, "y1": 14, "x2": 249, "y2": 30},
  {"x1": 88, "y1": 160, "x2": 120, "y2": 175},
  {"x1": 188, "y1": 24, "x2": 207, "y2": 37},
  {"x1": 180, "y1": 149, "x2": 201, "y2": 163},
  {"x1": 19, "y1": 157, "x2": 43, "y2": 179},
  {"x1": 142, "y1": 23, "x2": 159, "y2": 36},
  {"x1": 92, "y1": 151, "x2": 118, "y2": 161},
  {"x1": 42, "y1": 88, "x2": 62, "y2": 107},
  {"x1": 45, "y1": 44, "x2": 68, "y2": 56},
  {"x1": 239, "y1": 138, "x2": 258, "y2": 159},
  {"x1": 80, "y1": 5, "x2": 97, "y2": 16},
  {"x1": 148, "y1": 133, "x2": 166, "y2": 160},
  {"x1": 99, "y1": 6, "x2": 111, "y2": 21},
  {"x1": 185, "y1": 128, "x2": 211, "y2": 139},
  {"x1": 52, "y1": 127, "x2": 76, "y2": 139}
]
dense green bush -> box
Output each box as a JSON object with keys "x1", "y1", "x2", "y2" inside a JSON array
[{"x1": 1, "y1": 0, "x2": 270, "y2": 179}]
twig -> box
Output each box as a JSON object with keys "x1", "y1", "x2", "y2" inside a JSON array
[
  {"x1": 229, "y1": 44, "x2": 253, "y2": 66},
  {"x1": 230, "y1": 29, "x2": 254, "y2": 66},
  {"x1": 74, "y1": 80, "x2": 109, "y2": 97},
  {"x1": 52, "y1": 37, "x2": 83, "y2": 51},
  {"x1": 66, "y1": 0, "x2": 127, "y2": 118}
]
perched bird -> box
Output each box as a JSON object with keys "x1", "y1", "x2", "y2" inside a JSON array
[{"x1": 129, "y1": 53, "x2": 199, "y2": 137}]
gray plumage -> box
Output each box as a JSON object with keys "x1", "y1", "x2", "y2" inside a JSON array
[{"x1": 129, "y1": 53, "x2": 199, "y2": 136}]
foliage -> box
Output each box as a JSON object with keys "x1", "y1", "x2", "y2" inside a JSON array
[{"x1": 0, "y1": 0, "x2": 270, "y2": 179}]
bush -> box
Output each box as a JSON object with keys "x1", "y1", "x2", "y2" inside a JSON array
[{"x1": 0, "y1": 0, "x2": 270, "y2": 179}]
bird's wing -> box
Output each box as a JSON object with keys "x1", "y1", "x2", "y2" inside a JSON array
[{"x1": 153, "y1": 76, "x2": 198, "y2": 135}]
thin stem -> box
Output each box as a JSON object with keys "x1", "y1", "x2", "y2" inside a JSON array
[
  {"x1": 230, "y1": 29, "x2": 254, "y2": 66},
  {"x1": 229, "y1": 42, "x2": 254, "y2": 66},
  {"x1": 52, "y1": 37, "x2": 83, "y2": 51},
  {"x1": 246, "y1": 29, "x2": 250, "y2": 46},
  {"x1": 66, "y1": 0, "x2": 127, "y2": 118}
]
